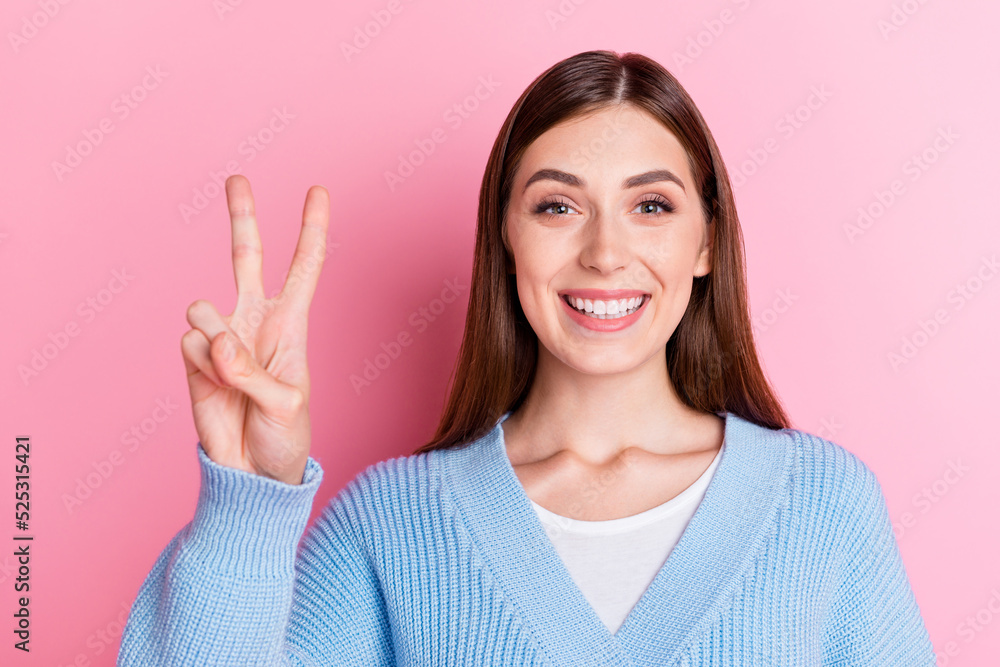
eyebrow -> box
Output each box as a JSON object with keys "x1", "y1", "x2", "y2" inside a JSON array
[{"x1": 521, "y1": 168, "x2": 686, "y2": 194}]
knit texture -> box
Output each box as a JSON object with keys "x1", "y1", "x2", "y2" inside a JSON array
[{"x1": 117, "y1": 412, "x2": 936, "y2": 666}]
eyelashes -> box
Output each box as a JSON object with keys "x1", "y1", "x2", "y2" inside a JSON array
[{"x1": 533, "y1": 194, "x2": 676, "y2": 218}]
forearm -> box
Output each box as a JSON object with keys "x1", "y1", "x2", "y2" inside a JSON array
[{"x1": 117, "y1": 443, "x2": 324, "y2": 666}]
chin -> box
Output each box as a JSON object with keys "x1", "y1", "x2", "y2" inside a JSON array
[{"x1": 552, "y1": 350, "x2": 642, "y2": 376}]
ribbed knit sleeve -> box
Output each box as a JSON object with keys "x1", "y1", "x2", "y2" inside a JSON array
[
  {"x1": 820, "y1": 448, "x2": 936, "y2": 666},
  {"x1": 116, "y1": 442, "x2": 394, "y2": 666}
]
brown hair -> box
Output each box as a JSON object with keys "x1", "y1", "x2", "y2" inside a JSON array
[{"x1": 413, "y1": 49, "x2": 789, "y2": 455}]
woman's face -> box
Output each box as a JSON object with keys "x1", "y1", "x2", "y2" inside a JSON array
[{"x1": 505, "y1": 103, "x2": 713, "y2": 376}]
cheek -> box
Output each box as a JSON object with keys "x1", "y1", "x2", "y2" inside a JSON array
[
  {"x1": 513, "y1": 231, "x2": 562, "y2": 284},
  {"x1": 642, "y1": 228, "x2": 703, "y2": 274},
  {"x1": 514, "y1": 264, "x2": 550, "y2": 313},
  {"x1": 511, "y1": 247, "x2": 563, "y2": 327}
]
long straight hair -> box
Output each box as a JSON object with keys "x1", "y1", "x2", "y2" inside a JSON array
[{"x1": 413, "y1": 50, "x2": 789, "y2": 455}]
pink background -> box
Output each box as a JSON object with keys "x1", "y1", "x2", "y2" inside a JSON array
[{"x1": 2, "y1": 0, "x2": 998, "y2": 664}]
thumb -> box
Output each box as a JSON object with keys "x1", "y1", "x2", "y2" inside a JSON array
[{"x1": 211, "y1": 332, "x2": 295, "y2": 412}]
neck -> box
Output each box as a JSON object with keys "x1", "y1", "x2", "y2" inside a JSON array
[{"x1": 504, "y1": 344, "x2": 717, "y2": 467}]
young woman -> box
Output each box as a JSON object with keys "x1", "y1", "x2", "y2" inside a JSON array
[{"x1": 118, "y1": 50, "x2": 936, "y2": 666}]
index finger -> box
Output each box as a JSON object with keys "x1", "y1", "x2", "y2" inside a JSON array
[
  {"x1": 278, "y1": 184, "x2": 330, "y2": 313},
  {"x1": 226, "y1": 175, "x2": 266, "y2": 303}
]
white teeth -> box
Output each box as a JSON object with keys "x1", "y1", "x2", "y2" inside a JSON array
[{"x1": 565, "y1": 295, "x2": 645, "y2": 319}]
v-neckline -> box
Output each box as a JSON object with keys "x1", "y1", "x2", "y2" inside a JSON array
[{"x1": 440, "y1": 410, "x2": 795, "y2": 667}]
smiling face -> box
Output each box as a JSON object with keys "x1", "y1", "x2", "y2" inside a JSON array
[{"x1": 505, "y1": 103, "x2": 714, "y2": 377}]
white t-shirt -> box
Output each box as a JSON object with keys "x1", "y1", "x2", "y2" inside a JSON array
[{"x1": 530, "y1": 442, "x2": 725, "y2": 634}]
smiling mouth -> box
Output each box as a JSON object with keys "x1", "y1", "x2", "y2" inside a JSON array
[{"x1": 562, "y1": 294, "x2": 647, "y2": 319}]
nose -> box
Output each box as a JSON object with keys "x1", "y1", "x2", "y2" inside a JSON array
[{"x1": 578, "y1": 210, "x2": 630, "y2": 274}]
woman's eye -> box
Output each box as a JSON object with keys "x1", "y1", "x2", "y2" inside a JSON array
[
  {"x1": 533, "y1": 196, "x2": 675, "y2": 217},
  {"x1": 534, "y1": 199, "x2": 578, "y2": 217},
  {"x1": 635, "y1": 197, "x2": 675, "y2": 215}
]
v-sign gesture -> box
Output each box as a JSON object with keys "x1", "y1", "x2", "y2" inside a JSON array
[{"x1": 181, "y1": 175, "x2": 330, "y2": 485}]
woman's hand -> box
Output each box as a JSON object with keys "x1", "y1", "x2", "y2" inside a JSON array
[{"x1": 180, "y1": 175, "x2": 330, "y2": 485}]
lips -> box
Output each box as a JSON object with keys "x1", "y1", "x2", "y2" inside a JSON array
[{"x1": 558, "y1": 289, "x2": 649, "y2": 332}]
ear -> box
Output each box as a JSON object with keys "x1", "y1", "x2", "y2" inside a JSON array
[
  {"x1": 502, "y1": 222, "x2": 515, "y2": 274},
  {"x1": 693, "y1": 216, "x2": 714, "y2": 278}
]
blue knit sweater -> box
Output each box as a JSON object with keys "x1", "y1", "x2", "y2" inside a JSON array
[{"x1": 117, "y1": 411, "x2": 936, "y2": 666}]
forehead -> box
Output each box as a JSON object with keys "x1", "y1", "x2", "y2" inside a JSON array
[{"x1": 515, "y1": 104, "x2": 694, "y2": 188}]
